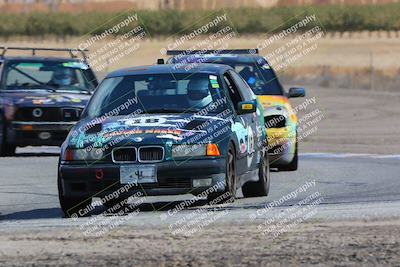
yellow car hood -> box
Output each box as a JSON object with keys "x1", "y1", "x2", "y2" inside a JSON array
[{"x1": 257, "y1": 95, "x2": 297, "y2": 124}]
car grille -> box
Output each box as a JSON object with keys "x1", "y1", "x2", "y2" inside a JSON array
[
  {"x1": 14, "y1": 107, "x2": 82, "y2": 122},
  {"x1": 62, "y1": 108, "x2": 82, "y2": 121},
  {"x1": 112, "y1": 147, "x2": 137, "y2": 163},
  {"x1": 15, "y1": 107, "x2": 60, "y2": 122},
  {"x1": 139, "y1": 146, "x2": 164, "y2": 162},
  {"x1": 111, "y1": 146, "x2": 164, "y2": 163},
  {"x1": 265, "y1": 115, "x2": 286, "y2": 128}
]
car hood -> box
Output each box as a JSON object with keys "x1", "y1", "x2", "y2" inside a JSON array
[
  {"x1": 257, "y1": 95, "x2": 297, "y2": 124},
  {"x1": 68, "y1": 113, "x2": 232, "y2": 149},
  {"x1": 1, "y1": 90, "x2": 90, "y2": 108}
]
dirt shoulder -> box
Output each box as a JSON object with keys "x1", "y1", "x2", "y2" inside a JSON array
[{"x1": 0, "y1": 219, "x2": 399, "y2": 267}]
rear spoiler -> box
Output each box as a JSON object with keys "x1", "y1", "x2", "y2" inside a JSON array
[
  {"x1": 166, "y1": 49, "x2": 258, "y2": 56},
  {"x1": 0, "y1": 47, "x2": 89, "y2": 60}
]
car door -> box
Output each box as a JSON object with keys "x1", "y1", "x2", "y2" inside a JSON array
[
  {"x1": 228, "y1": 70, "x2": 262, "y2": 172},
  {"x1": 0, "y1": 60, "x2": 4, "y2": 146},
  {"x1": 223, "y1": 71, "x2": 258, "y2": 180}
]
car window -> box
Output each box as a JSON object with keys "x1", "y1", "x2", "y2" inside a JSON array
[
  {"x1": 223, "y1": 72, "x2": 244, "y2": 112},
  {"x1": 229, "y1": 70, "x2": 255, "y2": 102}
]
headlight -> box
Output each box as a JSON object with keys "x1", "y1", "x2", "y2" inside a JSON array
[
  {"x1": 172, "y1": 144, "x2": 220, "y2": 158},
  {"x1": 62, "y1": 148, "x2": 104, "y2": 161},
  {"x1": 172, "y1": 144, "x2": 206, "y2": 158}
]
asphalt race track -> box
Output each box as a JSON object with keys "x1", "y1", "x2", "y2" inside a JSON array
[{"x1": 1, "y1": 148, "x2": 399, "y2": 228}]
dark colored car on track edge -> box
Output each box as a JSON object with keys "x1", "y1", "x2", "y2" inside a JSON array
[{"x1": 0, "y1": 47, "x2": 98, "y2": 156}]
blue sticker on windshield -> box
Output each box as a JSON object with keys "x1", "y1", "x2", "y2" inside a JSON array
[
  {"x1": 247, "y1": 77, "x2": 256, "y2": 85},
  {"x1": 62, "y1": 62, "x2": 89, "y2": 70}
]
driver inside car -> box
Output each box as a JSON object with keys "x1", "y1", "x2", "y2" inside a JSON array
[
  {"x1": 187, "y1": 78, "x2": 213, "y2": 109},
  {"x1": 49, "y1": 67, "x2": 77, "y2": 87},
  {"x1": 239, "y1": 66, "x2": 257, "y2": 88}
]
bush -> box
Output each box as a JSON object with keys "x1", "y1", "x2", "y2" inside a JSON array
[{"x1": 0, "y1": 3, "x2": 399, "y2": 37}]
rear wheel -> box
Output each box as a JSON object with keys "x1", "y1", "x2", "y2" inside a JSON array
[
  {"x1": 58, "y1": 174, "x2": 92, "y2": 218},
  {"x1": 207, "y1": 143, "x2": 236, "y2": 204},
  {"x1": 242, "y1": 150, "x2": 270, "y2": 197}
]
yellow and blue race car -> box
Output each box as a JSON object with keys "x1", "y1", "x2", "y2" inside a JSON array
[{"x1": 167, "y1": 49, "x2": 305, "y2": 171}]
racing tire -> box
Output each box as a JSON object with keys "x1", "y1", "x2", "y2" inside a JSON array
[
  {"x1": 0, "y1": 124, "x2": 16, "y2": 157},
  {"x1": 1, "y1": 144, "x2": 16, "y2": 156},
  {"x1": 279, "y1": 140, "x2": 298, "y2": 171},
  {"x1": 207, "y1": 143, "x2": 236, "y2": 204},
  {"x1": 58, "y1": 175, "x2": 92, "y2": 218},
  {"x1": 242, "y1": 150, "x2": 270, "y2": 198}
]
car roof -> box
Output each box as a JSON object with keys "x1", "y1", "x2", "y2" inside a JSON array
[
  {"x1": 106, "y1": 63, "x2": 233, "y2": 78},
  {"x1": 170, "y1": 54, "x2": 267, "y2": 65}
]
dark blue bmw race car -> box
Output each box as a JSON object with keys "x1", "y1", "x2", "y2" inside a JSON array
[
  {"x1": 0, "y1": 47, "x2": 98, "y2": 156},
  {"x1": 58, "y1": 63, "x2": 270, "y2": 217}
]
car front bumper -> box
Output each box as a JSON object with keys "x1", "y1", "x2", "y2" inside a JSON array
[
  {"x1": 266, "y1": 127, "x2": 296, "y2": 167},
  {"x1": 59, "y1": 158, "x2": 227, "y2": 198},
  {"x1": 9, "y1": 121, "x2": 75, "y2": 146}
]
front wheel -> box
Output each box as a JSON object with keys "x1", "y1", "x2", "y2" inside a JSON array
[
  {"x1": 207, "y1": 143, "x2": 236, "y2": 204},
  {"x1": 58, "y1": 175, "x2": 92, "y2": 218},
  {"x1": 1, "y1": 144, "x2": 16, "y2": 156},
  {"x1": 242, "y1": 151, "x2": 270, "y2": 198},
  {"x1": 0, "y1": 125, "x2": 16, "y2": 157}
]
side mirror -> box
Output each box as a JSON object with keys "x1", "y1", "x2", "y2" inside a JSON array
[
  {"x1": 237, "y1": 101, "x2": 256, "y2": 115},
  {"x1": 288, "y1": 87, "x2": 305, "y2": 98},
  {"x1": 157, "y1": 58, "x2": 165, "y2": 65}
]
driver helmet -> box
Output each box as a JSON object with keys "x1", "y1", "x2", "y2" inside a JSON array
[
  {"x1": 52, "y1": 67, "x2": 74, "y2": 86},
  {"x1": 187, "y1": 78, "x2": 213, "y2": 108}
]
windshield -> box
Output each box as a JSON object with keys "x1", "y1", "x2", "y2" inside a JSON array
[
  {"x1": 85, "y1": 73, "x2": 226, "y2": 118},
  {"x1": 0, "y1": 60, "x2": 97, "y2": 92}
]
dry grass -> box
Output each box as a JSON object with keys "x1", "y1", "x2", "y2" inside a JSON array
[{"x1": 1, "y1": 34, "x2": 399, "y2": 90}]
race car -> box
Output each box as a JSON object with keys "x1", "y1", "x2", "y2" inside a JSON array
[
  {"x1": 0, "y1": 47, "x2": 98, "y2": 156},
  {"x1": 167, "y1": 49, "x2": 305, "y2": 171},
  {"x1": 58, "y1": 63, "x2": 269, "y2": 217}
]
